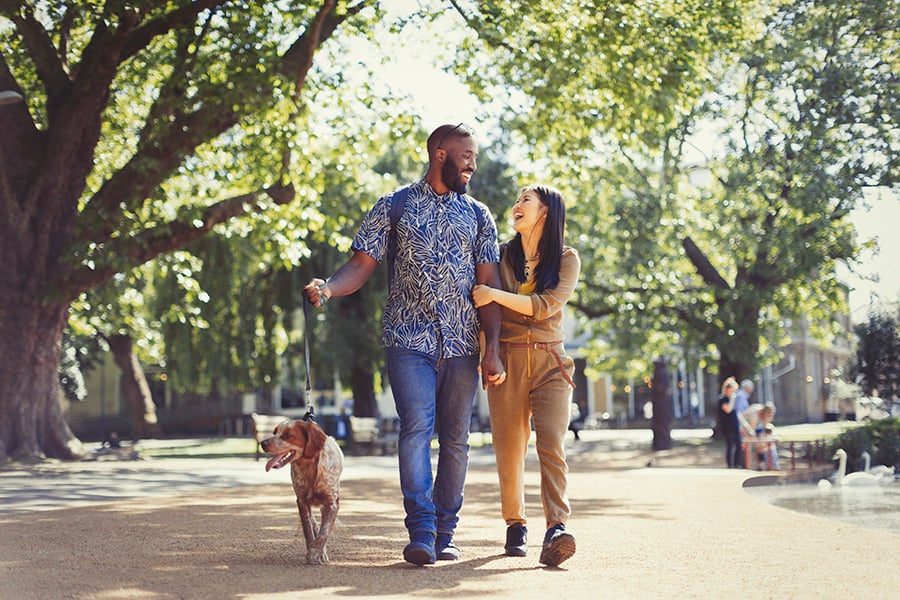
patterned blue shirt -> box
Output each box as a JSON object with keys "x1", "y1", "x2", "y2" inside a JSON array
[{"x1": 352, "y1": 179, "x2": 499, "y2": 358}]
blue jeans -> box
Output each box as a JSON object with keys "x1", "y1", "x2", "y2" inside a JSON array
[{"x1": 386, "y1": 348, "x2": 479, "y2": 537}]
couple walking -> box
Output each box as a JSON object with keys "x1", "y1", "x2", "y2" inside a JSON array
[{"x1": 304, "y1": 123, "x2": 580, "y2": 567}]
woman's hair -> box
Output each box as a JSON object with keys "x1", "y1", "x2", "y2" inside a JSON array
[
  {"x1": 508, "y1": 183, "x2": 566, "y2": 293},
  {"x1": 720, "y1": 376, "x2": 738, "y2": 396}
]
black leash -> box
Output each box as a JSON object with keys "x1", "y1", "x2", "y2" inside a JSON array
[{"x1": 301, "y1": 294, "x2": 316, "y2": 423}]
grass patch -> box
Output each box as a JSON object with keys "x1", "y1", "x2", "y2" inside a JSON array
[{"x1": 135, "y1": 437, "x2": 258, "y2": 460}]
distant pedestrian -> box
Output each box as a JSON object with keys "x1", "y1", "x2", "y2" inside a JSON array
[
  {"x1": 733, "y1": 379, "x2": 754, "y2": 467},
  {"x1": 717, "y1": 377, "x2": 740, "y2": 468},
  {"x1": 741, "y1": 401, "x2": 778, "y2": 470},
  {"x1": 569, "y1": 401, "x2": 582, "y2": 441}
]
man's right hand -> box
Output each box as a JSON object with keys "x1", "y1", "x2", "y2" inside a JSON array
[{"x1": 304, "y1": 278, "x2": 329, "y2": 308}]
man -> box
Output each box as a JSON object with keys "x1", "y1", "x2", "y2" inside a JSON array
[
  {"x1": 733, "y1": 379, "x2": 754, "y2": 467},
  {"x1": 304, "y1": 123, "x2": 505, "y2": 565}
]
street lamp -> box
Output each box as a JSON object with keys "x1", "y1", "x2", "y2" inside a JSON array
[{"x1": 0, "y1": 90, "x2": 24, "y2": 105}]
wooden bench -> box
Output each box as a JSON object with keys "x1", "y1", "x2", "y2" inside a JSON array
[
  {"x1": 251, "y1": 413, "x2": 289, "y2": 461},
  {"x1": 376, "y1": 417, "x2": 400, "y2": 455},
  {"x1": 348, "y1": 416, "x2": 399, "y2": 455}
]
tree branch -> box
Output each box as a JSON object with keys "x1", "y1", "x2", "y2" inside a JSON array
[
  {"x1": 682, "y1": 235, "x2": 730, "y2": 291},
  {"x1": 120, "y1": 0, "x2": 228, "y2": 62},
  {"x1": 281, "y1": 0, "x2": 370, "y2": 91},
  {"x1": 447, "y1": 0, "x2": 516, "y2": 52},
  {"x1": 7, "y1": 4, "x2": 71, "y2": 97},
  {"x1": 660, "y1": 304, "x2": 712, "y2": 335},
  {"x1": 55, "y1": 182, "x2": 295, "y2": 297},
  {"x1": 567, "y1": 300, "x2": 616, "y2": 320},
  {"x1": 81, "y1": 102, "x2": 243, "y2": 243},
  {"x1": 0, "y1": 53, "x2": 39, "y2": 227},
  {"x1": 82, "y1": 0, "x2": 368, "y2": 244}
]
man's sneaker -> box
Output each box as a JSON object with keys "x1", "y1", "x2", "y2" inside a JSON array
[
  {"x1": 435, "y1": 532, "x2": 461, "y2": 561},
  {"x1": 539, "y1": 524, "x2": 576, "y2": 567},
  {"x1": 504, "y1": 523, "x2": 528, "y2": 557},
  {"x1": 403, "y1": 531, "x2": 436, "y2": 566}
]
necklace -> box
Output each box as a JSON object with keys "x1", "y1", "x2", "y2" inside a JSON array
[{"x1": 523, "y1": 255, "x2": 539, "y2": 278}]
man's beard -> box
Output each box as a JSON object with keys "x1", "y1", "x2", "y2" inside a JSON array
[{"x1": 441, "y1": 156, "x2": 471, "y2": 194}]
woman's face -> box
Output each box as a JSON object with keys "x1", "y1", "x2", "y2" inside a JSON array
[{"x1": 512, "y1": 188, "x2": 548, "y2": 235}]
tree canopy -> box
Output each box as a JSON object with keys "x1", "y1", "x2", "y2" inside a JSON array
[
  {"x1": 853, "y1": 306, "x2": 900, "y2": 412},
  {"x1": 455, "y1": 0, "x2": 899, "y2": 383},
  {"x1": 0, "y1": 0, "x2": 380, "y2": 460}
]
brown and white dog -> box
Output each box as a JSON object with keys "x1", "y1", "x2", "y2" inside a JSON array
[{"x1": 261, "y1": 419, "x2": 344, "y2": 565}]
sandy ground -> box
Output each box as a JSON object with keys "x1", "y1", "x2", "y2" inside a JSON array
[{"x1": 1, "y1": 429, "x2": 898, "y2": 600}]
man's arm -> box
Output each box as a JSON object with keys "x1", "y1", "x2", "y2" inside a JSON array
[
  {"x1": 476, "y1": 261, "x2": 505, "y2": 388},
  {"x1": 305, "y1": 251, "x2": 379, "y2": 307}
]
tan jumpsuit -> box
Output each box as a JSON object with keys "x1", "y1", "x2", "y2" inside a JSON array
[{"x1": 488, "y1": 246, "x2": 580, "y2": 528}]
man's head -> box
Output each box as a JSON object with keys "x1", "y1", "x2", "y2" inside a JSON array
[
  {"x1": 427, "y1": 123, "x2": 478, "y2": 194},
  {"x1": 740, "y1": 379, "x2": 754, "y2": 393}
]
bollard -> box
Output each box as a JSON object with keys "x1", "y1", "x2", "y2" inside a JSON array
[{"x1": 790, "y1": 441, "x2": 796, "y2": 471}]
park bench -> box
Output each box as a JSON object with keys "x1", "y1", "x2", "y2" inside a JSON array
[{"x1": 348, "y1": 416, "x2": 399, "y2": 455}]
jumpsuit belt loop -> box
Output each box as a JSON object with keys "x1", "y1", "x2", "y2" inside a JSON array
[{"x1": 504, "y1": 341, "x2": 576, "y2": 389}]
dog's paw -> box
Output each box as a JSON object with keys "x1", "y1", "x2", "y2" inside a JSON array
[{"x1": 306, "y1": 549, "x2": 329, "y2": 565}]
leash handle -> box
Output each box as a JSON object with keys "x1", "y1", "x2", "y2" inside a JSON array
[{"x1": 302, "y1": 294, "x2": 316, "y2": 422}]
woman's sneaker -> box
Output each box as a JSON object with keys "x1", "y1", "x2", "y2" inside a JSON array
[
  {"x1": 539, "y1": 524, "x2": 575, "y2": 566},
  {"x1": 504, "y1": 523, "x2": 528, "y2": 557}
]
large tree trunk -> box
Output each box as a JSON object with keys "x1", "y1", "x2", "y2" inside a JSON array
[
  {"x1": 0, "y1": 0, "x2": 357, "y2": 463},
  {"x1": 105, "y1": 333, "x2": 163, "y2": 441},
  {"x1": 0, "y1": 300, "x2": 85, "y2": 462},
  {"x1": 335, "y1": 288, "x2": 379, "y2": 418},
  {"x1": 715, "y1": 296, "x2": 762, "y2": 384},
  {"x1": 348, "y1": 364, "x2": 377, "y2": 418},
  {"x1": 650, "y1": 359, "x2": 673, "y2": 451}
]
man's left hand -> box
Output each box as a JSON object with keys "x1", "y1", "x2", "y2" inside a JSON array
[{"x1": 481, "y1": 353, "x2": 506, "y2": 389}]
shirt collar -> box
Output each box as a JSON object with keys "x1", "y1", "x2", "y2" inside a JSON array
[{"x1": 420, "y1": 177, "x2": 455, "y2": 201}]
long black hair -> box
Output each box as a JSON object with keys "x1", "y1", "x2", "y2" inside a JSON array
[{"x1": 508, "y1": 184, "x2": 566, "y2": 293}]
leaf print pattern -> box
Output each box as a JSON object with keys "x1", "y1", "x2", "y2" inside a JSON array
[{"x1": 352, "y1": 179, "x2": 499, "y2": 358}]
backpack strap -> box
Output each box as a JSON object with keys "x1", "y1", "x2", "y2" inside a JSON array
[
  {"x1": 387, "y1": 184, "x2": 413, "y2": 286},
  {"x1": 470, "y1": 195, "x2": 485, "y2": 239}
]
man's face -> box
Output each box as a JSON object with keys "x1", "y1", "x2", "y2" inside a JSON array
[{"x1": 439, "y1": 137, "x2": 478, "y2": 194}]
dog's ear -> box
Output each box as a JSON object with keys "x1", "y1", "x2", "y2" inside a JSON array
[{"x1": 302, "y1": 422, "x2": 327, "y2": 458}]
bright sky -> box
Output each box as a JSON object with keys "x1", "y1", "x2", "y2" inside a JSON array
[
  {"x1": 369, "y1": 0, "x2": 500, "y2": 140},
  {"x1": 843, "y1": 189, "x2": 900, "y2": 318}
]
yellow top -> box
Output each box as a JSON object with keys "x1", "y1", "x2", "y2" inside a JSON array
[{"x1": 498, "y1": 245, "x2": 580, "y2": 344}]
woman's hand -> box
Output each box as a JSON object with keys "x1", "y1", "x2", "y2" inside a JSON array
[{"x1": 472, "y1": 284, "x2": 494, "y2": 308}]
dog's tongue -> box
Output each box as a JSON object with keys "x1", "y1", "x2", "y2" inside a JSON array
[{"x1": 265, "y1": 450, "x2": 295, "y2": 472}]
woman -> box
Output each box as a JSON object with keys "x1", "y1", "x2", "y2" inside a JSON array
[
  {"x1": 717, "y1": 377, "x2": 740, "y2": 468},
  {"x1": 741, "y1": 401, "x2": 779, "y2": 470},
  {"x1": 472, "y1": 183, "x2": 580, "y2": 567}
]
